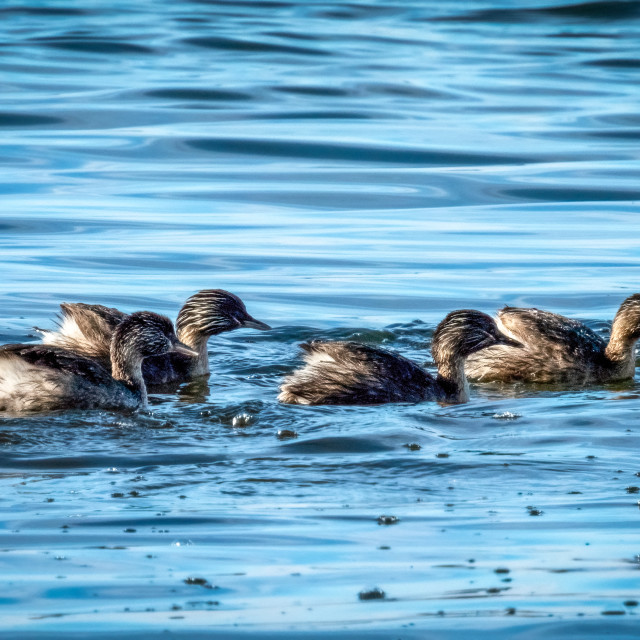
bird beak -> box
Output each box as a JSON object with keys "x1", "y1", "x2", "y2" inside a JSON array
[
  {"x1": 240, "y1": 315, "x2": 271, "y2": 331},
  {"x1": 497, "y1": 334, "x2": 523, "y2": 349},
  {"x1": 172, "y1": 340, "x2": 199, "y2": 357}
]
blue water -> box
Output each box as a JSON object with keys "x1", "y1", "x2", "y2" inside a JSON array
[{"x1": 2, "y1": 1, "x2": 640, "y2": 637}]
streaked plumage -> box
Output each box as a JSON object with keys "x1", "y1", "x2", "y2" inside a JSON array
[
  {"x1": 278, "y1": 310, "x2": 521, "y2": 405},
  {"x1": 36, "y1": 290, "x2": 270, "y2": 385},
  {"x1": 0, "y1": 312, "x2": 197, "y2": 413},
  {"x1": 465, "y1": 294, "x2": 640, "y2": 384}
]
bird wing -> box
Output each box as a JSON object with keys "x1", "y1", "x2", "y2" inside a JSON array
[
  {"x1": 39, "y1": 303, "x2": 127, "y2": 366},
  {"x1": 498, "y1": 306, "x2": 605, "y2": 360},
  {"x1": 0, "y1": 343, "x2": 115, "y2": 386},
  {"x1": 279, "y1": 340, "x2": 435, "y2": 405},
  {"x1": 0, "y1": 344, "x2": 140, "y2": 412}
]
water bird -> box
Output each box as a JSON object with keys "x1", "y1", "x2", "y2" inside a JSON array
[
  {"x1": 465, "y1": 294, "x2": 640, "y2": 384},
  {"x1": 0, "y1": 312, "x2": 197, "y2": 413},
  {"x1": 278, "y1": 310, "x2": 521, "y2": 405},
  {"x1": 36, "y1": 290, "x2": 271, "y2": 385}
]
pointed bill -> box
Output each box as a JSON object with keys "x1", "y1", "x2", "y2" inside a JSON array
[
  {"x1": 172, "y1": 340, "x2": 199, "y2": 357},
  {"x1": 498, "y1": 335, "x2": 523, "y2": 349},
  {"x1": 240, "y1": 315, "x2": 271, "y2": 331}
]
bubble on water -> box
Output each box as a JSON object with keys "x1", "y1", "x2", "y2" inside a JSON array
[
  {"x1": 492, "y1": 412, "x2": 521, "y2": 420},
  {"x1": 232, "y1": 414, "x2": 252, "y2": 427},
  {"x1": 184, "y1": 577, "x2": 208, "y2": 586},
  {"x1": 184, "y1": 577, "x2": 218, "y2": 590},
  {"x1": 277, "y1": 429, "x2": 298, "y2": 440},
  {"x1": 172, "y1": 540, "x2": 194, "y2": 547}
]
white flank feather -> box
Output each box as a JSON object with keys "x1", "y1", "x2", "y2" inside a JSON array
[
  {"x1": 495, "y1": 314, "x2": 520, "y2": 342},
  {"x1": 303, "y1": 350, "x2": 336, "y2": 366},
  {"x1": 0, "y1": 356, "x2": 67, "y2": 412},
  {"x1": 41, "y1": 314, "x2": 85, "y2": 347}
]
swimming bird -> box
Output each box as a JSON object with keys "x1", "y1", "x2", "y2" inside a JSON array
[
  {"x1": 0, "y1": 312, "x2": 197, "y2": 413},
  {"x1": 36, "y1": 290, "x2": 271, "y2": 385},
  {"x1": 465, "y1": 294, "x2": 640, "y2": 384},
  {"x1": 278, "y1": 310, "x2": 521, "y2": 405}
]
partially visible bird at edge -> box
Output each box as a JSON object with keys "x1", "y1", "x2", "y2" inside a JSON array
[
  {"x1": 465, "y1": 294, "x2": 640, "y2": 384},
  {"x1": 0, "y1": 311, "x2": 197, "y2": 413}
]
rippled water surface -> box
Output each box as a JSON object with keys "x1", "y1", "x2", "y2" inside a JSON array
[{"x1": 2, "y1": 1, "x2": 640, "y2": 638}]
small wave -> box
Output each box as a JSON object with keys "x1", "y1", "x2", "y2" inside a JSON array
[
  {"x1": 145, "y1": 88, "x2": 254, "y2": 102},
  {"x1": 187, "y1": 138, "x2": 532, "y2": 166},
  {"x1": 182, "y1": 35, "x2": 330, "y2": 57},
  {"x1": 281, "y1": 436, "x2": 396, "y2": 454},
  {"x1": 33, "y1": 37, "x2": 154, "y2": 55},
  {"x1": 0, "y1": 112, "x2": 63, "y2": 127}
]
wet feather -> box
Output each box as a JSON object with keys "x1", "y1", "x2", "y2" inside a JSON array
[
  {"x1": 0, "y1": 311, "x2": 184, "y2": 413},
  {"x1": 279, "y1": 310, "x2": 520, "y2": 406},
  {"x1": 465, "y1": 294, "x2": 640, "y2": 384},
  {"x1": 36, "y1": 290, "x2": 270, "y2": 386}
]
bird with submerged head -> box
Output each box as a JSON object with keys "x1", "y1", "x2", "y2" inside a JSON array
[
  {"x1": 278, "y1": 310, "x2": 522, "y2": 405},
  {"x1": 36, "y1": 289, "x2": 271, "y2": 385},
  {"x1": 465, "y1": 294, "x2": 640, "y2": 384},
  {"x1": 0, "y1": 311, "x2": 198, "y2": 413}
]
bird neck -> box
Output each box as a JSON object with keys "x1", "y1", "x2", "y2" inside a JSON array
[
  {"x1": 110, "y1": 345, "x2": 148, "y2": 408},
  {"x1": 605, "y1": 314, "x2": 638, "y2": 368},
  {"x1": 435, "y1": 356, "x2": 469, "y2": 403},
  {"x1": 176, "y1": 328, "x2": 210, "y2": 376}
]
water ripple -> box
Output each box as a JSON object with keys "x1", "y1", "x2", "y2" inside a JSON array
[
  {"x1": 187, "y1": 138, "x2": 533, "y2": 166},
  {"x1": 182, "y1": 35, "x2": 331, "y2": 57},
  {"x1": 32, "y1": 37, "x2": 155, "y2": 55}
]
